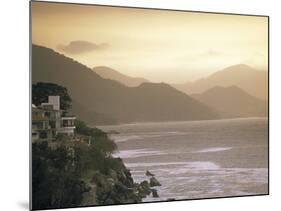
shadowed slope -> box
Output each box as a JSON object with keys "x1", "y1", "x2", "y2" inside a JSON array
[
  {"x1": 32, "y1": 45, "x2": 219, "y2": 124},
  {"x1": 192, "y1": 86, "x2": 268, "y2": 118},
  {"x1": 93, "y1": 66, "x2": 148, "y2": 87},
  {"x1": 173, "y1": 64, "x2": 268, "y2": 101}
]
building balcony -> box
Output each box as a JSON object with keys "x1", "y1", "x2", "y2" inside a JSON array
[
  {"x1": 61, "y1": 116, "x2": 76, "y2": 120},
  {"x1": 58, "y1": 126, "x2": 76, "y2": 136},
  {"x1": 32, "y1": 125, "x2": 52, "y2": 131},
  {"x1": 61, "y1": 125, "x2": 76, "y2": 129}
]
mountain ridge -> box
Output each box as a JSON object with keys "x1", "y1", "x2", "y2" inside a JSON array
[
  {"x1": 172, "y1": 64, "x2": 268, "y2": 100},
  {"x1": 192, "y1": 85, "x2": 268, "y2": 118},
  {"x1": 93, "y1": 66, "x2": 148, "y2": 87},
  {"x1": 32, "y1": 44, "x2": 219, "y2": 125}
]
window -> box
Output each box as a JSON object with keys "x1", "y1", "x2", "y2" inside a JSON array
[{"x1": 39, "y1": 131, "x2": 48, "y2": 139}]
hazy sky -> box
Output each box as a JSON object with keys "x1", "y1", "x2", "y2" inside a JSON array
[{"x1": 32, "y1": 2, "x2": 268, "y2": 83}]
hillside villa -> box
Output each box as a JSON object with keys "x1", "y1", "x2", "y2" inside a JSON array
[{"x1": 32, "y1": 96, "x2": 76, "y2": 142}]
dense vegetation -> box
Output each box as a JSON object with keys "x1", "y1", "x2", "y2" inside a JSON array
[
  {"x1": 32, "y1": 142, "x2": 86, "y2": 209},
  {"x1": 32, "y1": 83, "x2": 156, "y2": 209},
  {"x1": 32, "y1": 82, "x2": 72, "y2": 110},
  {"x1": 32, "y1": 120, "x2": 157, "y2": 209}
]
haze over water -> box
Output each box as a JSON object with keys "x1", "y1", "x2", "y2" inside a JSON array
[{"x1": 98, "y1": 118, "x2": 268, "y2": 201}]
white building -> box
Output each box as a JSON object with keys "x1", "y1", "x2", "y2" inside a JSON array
[{"x1": 32, "y1": 96, "x2": 76, "y2": 142}]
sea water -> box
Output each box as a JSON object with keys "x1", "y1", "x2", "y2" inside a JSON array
[{"x1": 98, "y1": 118, "x2": 268, "y2": 201}]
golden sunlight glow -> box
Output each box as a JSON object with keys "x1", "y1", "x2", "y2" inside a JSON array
[{"x1": 32, "y1": 2, "x2": 268, "y2": 83}]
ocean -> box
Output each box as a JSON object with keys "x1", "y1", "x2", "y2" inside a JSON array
[{"x1": 98, "y1": 118, "x2": 268, "y2": 201}]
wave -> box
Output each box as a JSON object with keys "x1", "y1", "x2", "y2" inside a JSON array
[
  {"x1": 126, "y1": 161, "x2": 220, "y2": 170},
  {"x1": 192, "y1": 147, "x2": 233, "y2": 153},
  {"x1": 113, "y1": 149, "x2": 165, "y2": 158},
  {"x1": 111, "y1": 131, "x2": 189, "y2": 143}
]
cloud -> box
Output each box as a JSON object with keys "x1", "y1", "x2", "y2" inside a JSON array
[
  {"x1": 206, "y1": 49, "x2": 222, "y2": 57},
  {"x1": 174, "y1": 49, "x2": 225, "y2": 63},
  {"x1": 57, "y1": 40, "x2": 108, "y2": 54}
]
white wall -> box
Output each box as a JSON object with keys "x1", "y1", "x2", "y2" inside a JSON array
[{"x1": 0, "y1": 0, "x2": 280, "y2": 211}]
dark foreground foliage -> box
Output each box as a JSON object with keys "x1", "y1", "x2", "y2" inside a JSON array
[
  {"x1": 32, "y1": 121, "x2": 155, "y2": 210},
  {"x1": 32, "y1": 82, "x2": 157, "y2": 209},
  {"x1": 32, "y1": 82, "x2": 72, "y2": 110},
  {"x1": 32, "y1": 142, "x2": 87, "y2": 209}
]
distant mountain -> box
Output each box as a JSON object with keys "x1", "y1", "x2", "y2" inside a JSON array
[
  {"x1": 192, "y1": 86, "x2": 268, "y2": 118},
  {"x1": 173, "y1": 64, "x2": 268, "y2": 100},
  {"x1": 32, "y1": 45, "x2": 219, "y2": 125},
  {"x1": 93, "y1": 66, "x2": 148, "y2": 87}
]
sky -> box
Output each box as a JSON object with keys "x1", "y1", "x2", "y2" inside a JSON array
[{"x1": 32, "y1": 2, "x2": 268, "y2": 83}]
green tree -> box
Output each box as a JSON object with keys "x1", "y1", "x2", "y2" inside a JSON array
[
  {"x1": 32, "y1": 82, "x2": 72, "y2": 110},
  {"x1": 75, "y1": 119, "x2": 117, "y2": 155},
  {"x1": 32, "y1": 142, "x2": 87, "y2": 210}
]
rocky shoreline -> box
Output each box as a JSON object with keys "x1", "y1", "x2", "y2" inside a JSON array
[{"x1": 81, "y1": 166, "x2": 161, "y2": 206}]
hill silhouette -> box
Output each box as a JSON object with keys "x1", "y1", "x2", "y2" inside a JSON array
[
  {"x1": 32, "y1": 45, "x2": 219, "y2": 124},
  {"x1": 173, "y1": 64, "x2": 268, "y2": 100},
  {"x1": 93, "y1": 66, "x2": 148, "y2": 87},
  {"x1": 192, "y1": 86, "x2": 268, "y2": 118}
]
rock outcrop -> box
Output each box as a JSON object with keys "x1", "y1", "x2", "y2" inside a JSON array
[{"x1": 150, "y1": 177, "x2": 161, "y2": 187}]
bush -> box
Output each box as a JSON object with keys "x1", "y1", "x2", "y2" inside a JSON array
[
  {"x1": 75, "y1": 119, "x2": 117, "y2": 155},
  {"x1": 32, "y1": 121, "x2": 149, "y2": 209},
  {"x1": 32, "y1": 142, "x2": 87, "y2": 209},
  {"x1": 75, "y1": 119, "x2": 106, "y2": 137}
]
